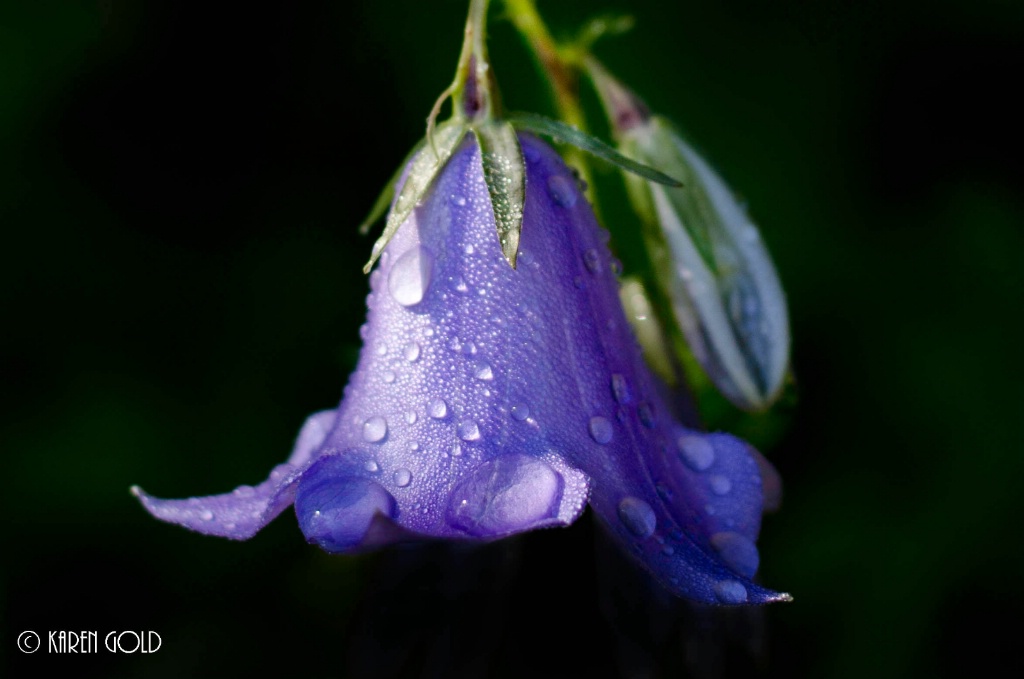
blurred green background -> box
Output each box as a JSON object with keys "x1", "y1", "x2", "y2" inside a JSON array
[{"x1": 2, "y1": 1, "x2": 1022, "y2": 677}]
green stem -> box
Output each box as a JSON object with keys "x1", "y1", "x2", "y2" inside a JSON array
[{"x1": 503, "y1": 0, "x2": 598, "y2": 213}]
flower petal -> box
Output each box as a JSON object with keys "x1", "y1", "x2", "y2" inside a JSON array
[{"x1": 132, "y1": 409, "x2": 336, "y2": 539}]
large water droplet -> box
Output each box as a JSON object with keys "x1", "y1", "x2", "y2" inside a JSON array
[
  {"x1": 617, "y1": 497, "x2": 656, "y2": 538},
  {"x1": 451, "y1": 442, "x2": 463, "y2": 457},
  {"x1": 713, "y1": 580, "x2": 748, "y2": 604},
  {"x1": 510, "y1": 403, "x2": 530, "y2": 421},
  {"x1": 583, "y1": 248, "x2": 603, "y2": 274},
  {"x1": 428, "y1": 398, "x2": 448, "y2": 419},
  {"x1": 405, "y1": 411, "x2": 417, "y2": 424},
  {"x1": 547, "y1": 174, "x2": 578, "y2": 208},
  {"x1": 362, "y1": 416, "x2": 387, "y2": 443},
  {"x1": 588, "y1": 416, "x2": 614, "y2": 444},
  {"x1": 199, "y1": 509, "x2": 214, "y2": 521},
  {"x1": 678, "y1": 435, "x2": 715, "y2": 471},
  {"x1": 457, "y1": 420, "x2": 481, "y2": 441},
  {"x1": 446, "y1": 455, "x2": 564, "y2": 537},
  {"x1": 393, "y1": 468, "x2": 412, "y2": 488},
  {"x1": 233, "y1": 485, "x2": 256, "y2": 498},
  {"x1": 388, "y1": 246, "x2": 434, "y2": 307},
  {"x1": 450, "y1": 194, "x2": 467, "y2": 207},
  {"x1": 610, "y1": 374, "x2": 631, "y2": 404},
  {"x1": 364, "y1": 460, "x2": 379, "y2": 473},
  {"x1": 403, "y1": 342, "x2": 421, "y2": 362},
  {"x1": 474, "y1": 361, "x2": 493, "y2": 381},
  {"x1": 382, "y1": 370, "x2": 396, "y2": 384}
]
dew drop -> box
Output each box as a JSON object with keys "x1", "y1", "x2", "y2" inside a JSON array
[
  {"x1": 233, "y1": 485, "x2": 256, "y2": 498},
  {"x1": 362, "y1": 416, "x2": 387, "y2": 443},
  {"x1": 364, "y1": 460, "x2": 380, "y2": 473},
  {"x1": 678, "y1": 435, "x2": 715, "y2": 471},
  {"x1": 573, "y1": 275, "x2": 585, "y2": 289},
  {"x1": 382, "y1": 370, "x2": 396, "y2": 384},
  {"x1": 474, "y1": 361, "x2": 493, "y2": 381},
  {"x1": 388, "y1": 246, "x2": 434, "y2": 307},
  {"x1": 405, "y1": 411, "x2": 417, "y2": 424},
  {"x1": 588, "y1": 416, "x2": 614, "y2": 444},
  {"x1": 710, "y1": 475, "x2": 732, "y2": 495},
  {"x1": 450, "y1": 194, "x2": 467, "y2": 207},
  {"x1": 393, "y1": 468, "x2": 412, "y2": 488},
  {"x1": 617, "y1": 497, "x2": 656, "y2": 538},
  {"x1": 199, "y1": 509, "x2": 214, "y2": 521},
  {"x1": 464, "y1": 244, "x2": 475, "y2": 255},
  {"x1": 451, "y1": 442, "x2": 463, "y2": 457},
  {"x1": 457, "y1": 420, "x2": 481, "y2": 442},
  {"x1": 428, "y1": 398, "x2": 448, "y2": 419},
  {"x1": 637, "y1": 402, "x2": 656, "y2": 428},
  {"x1": 403, "y1": 342, "x2": 421, "y2": 362},
  {"x1": 713, "y1": 580, "x2": 748, "y2": 604},
  {"x1": 710, "y1": 531, "x2": 760, "y2": 578},
  {"x1": 547, "y1": 174, "x2": 578, "y2": 208},
  {"x1": 510, "y1": 403, "x2": 530, "y2": 421},
  {"x1": 583, "y1": 248, "x2": 603, "y2": 274},
  {"x1": 610, "y1": 373, "x2": 631, "y2": 404}
]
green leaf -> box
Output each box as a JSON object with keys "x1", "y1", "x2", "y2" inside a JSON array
[
  {"x1": 362, "y1": 121, "x2": 467, "y2": 274},
  {"x1": 474, "y1": 121, "x2": 526, "y2": 269},
  {"x1": 507, "y1": 112, "x2": 682, "y2": 187}
]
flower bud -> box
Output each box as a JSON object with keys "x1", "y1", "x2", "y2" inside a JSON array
[{"x1": 591, "y1": 61, "x2": 790, "y2": 411}]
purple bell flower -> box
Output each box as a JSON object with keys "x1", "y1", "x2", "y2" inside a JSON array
[{"x1": 133, "y1": 131, "x2": 788, "y2": 606}]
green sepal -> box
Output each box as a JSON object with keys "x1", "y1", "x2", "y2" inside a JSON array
[
  {"x1": 357, "y1": 142, "x2": 423, "y2": 236},
  {"x1": 506, "y1": 112, "x2": 682, "y2": 187},
  {"x1": 473, "y1": 121, "x2": 526, "y2": 269},
  {"x1": 362, "y1": 120, "x2": 468, "y2": 273}
]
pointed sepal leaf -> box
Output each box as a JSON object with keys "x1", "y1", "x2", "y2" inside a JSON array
[
  {"x1": 363, "y1": 121, "x2": 468, "y2": 273},
  {"x1": 507, "y1": 112, "x2": 681, "y2": 187},
  {"x1": 358, "y1": 142, "x2": 427, "y2": 236},
  {"x1": 473, "y1": 121, "x2": 526, "y2": 269}
]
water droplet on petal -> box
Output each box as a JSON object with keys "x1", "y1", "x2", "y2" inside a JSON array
[
  {"x1": 457, "y1": 420, "x2": 481, "y2": 442},
  {"x1": 233, "y1": 485, "x2": 256, "y2": 498},
  {"x1": 510, "y1": 403, "x2": 530, "y2": 421},
  {"x1": 710, "y1": 532, "x2": 760, "y2": 578},
  {"x1": 450, "y1": 194, "x2": 467, "y2": 207},
  {"x1": 710, "y1": 474, "x2": 732, "y2": 495},
  {"x1": 451, "y1": 442, "x2": 463, "y2": 457},
  {"x1": 405, "y1": 411, "x2": 417, "y2": 424},
  {"x1": 611, "y1": 373, "x2": 631, "y2": 404},
  {"x1": 388, "y1": 246, "x2": 434, "y2": 307},
  {"x1": 199, "y1": 509, "x2": 214, "y2": 521},
  {"x1": 638, "y1": 402, "x2": 656, "y2": 428},
  {"x1": 428, "y1": 398, "x2": 448, "y2": 419},
  {"x1": 588, "y1": 416, "x2": 614, "y2": 444},
  {"x1": 403, "y1": 342, "x2": 421, "y2": 362},
  {"x1": 362, "y1": 416, "x2": 387, "y2": 443},
  {"x1": 547, "y1": 174, "x2": 578, "y2": 208},
  {"x1": 678, "y1": 435, "x2": 715, "y2": 471},
  {"x1": 393, "y1": 468, "x2": 412, "y2": 487},
  {"x1": 382, "y1": 370, "x2": 396, "y2": 383},
  {"x1": 713, "y1": 580, "x2": 748, "y2": 604},
  {"x1": 364, "y1": 460, "x2": 379, "y2": 473},
  {"x1": 617, "y1": 497, "x2": 656, "y2": 538},
  {"x1": 583, "y1": 248, "x2": 603, "y2": 274},
  {"x1": 474, "y1": 361, "x2": 493, "y2": 381}
]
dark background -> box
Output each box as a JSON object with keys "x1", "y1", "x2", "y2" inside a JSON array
[{"x1": 3, "y1": 1, "x2": 1022, "y2": 677}]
